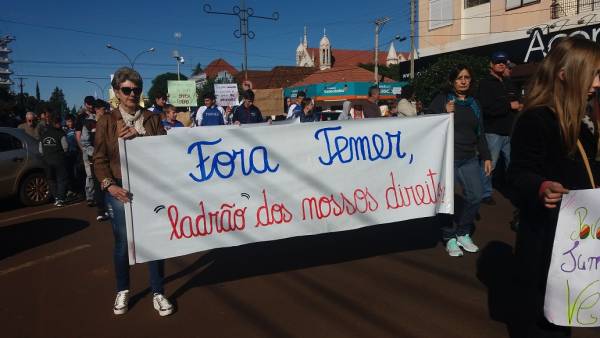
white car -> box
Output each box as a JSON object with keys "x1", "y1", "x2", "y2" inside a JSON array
[{"x1": 0, "y1": 127, "x2": 50, "y2": 205}]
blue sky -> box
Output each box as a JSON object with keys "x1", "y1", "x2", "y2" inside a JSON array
[{"x1": 2, "y1": 0, "x2": 412, "y2": 107}]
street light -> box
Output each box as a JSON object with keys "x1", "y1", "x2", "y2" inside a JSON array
[
  {"x1": 374, "y1": 17, "x2": 391, "y2": 84},
  {"x1": 172, "y1": 50, "x2": 185, "y2": 80},
  {"x1": 85, "y1": 80, "x2": 110, "y2": 99},
  {"x1": 105, "y1": 44, "x2": 155, "y2": 69}
]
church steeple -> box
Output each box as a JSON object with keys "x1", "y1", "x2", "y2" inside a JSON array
[
  {"x1": 319, "y1": 28, "x2": 331, "y2": 70},
  {"x1": 303, "y1": 26, "x2": 308, "y2": 48}
]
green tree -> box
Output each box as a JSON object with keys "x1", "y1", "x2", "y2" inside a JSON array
[
  {"x1": 147, "y1": 72, "x2": 188, "y2": 104},
  {"x1": 48, "y1": 86, "x2": 69, "y2": 117},
  {"x1": 0, "y1": 87, "x2": 17, "y2": 124},
  {"x1": 35, "y1": 81, "x2": 41, "y2": 101},
  {"x1": 70, "y1": 105, "x2": 77, "y2": 116},
  {"x1": 411, "y1": 53, "x2": 489, "y2": 106},
  {"x1": 358, "y1": 63, "x2": 402, "y2": 81},
  {"x1": 191, "y1": 63, "x2": 203, "y2": 76}
]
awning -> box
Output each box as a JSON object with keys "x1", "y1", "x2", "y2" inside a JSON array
[{"x1": 284, "y1": 81, "x2": 407, "y2": 102}]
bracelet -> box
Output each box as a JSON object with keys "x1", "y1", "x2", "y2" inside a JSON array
[{"x1": 101, "y1": 177, "x2": 116, "y2": 191}]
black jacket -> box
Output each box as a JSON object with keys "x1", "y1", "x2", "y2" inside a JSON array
[
  {"x1": 476, "y1": 74, "x2": 514, "y2": 136},
  {"x1": 508, "y1": 106, "x2": 599, "y2": 218},
  {"x1": 427, "y1": 93, "x2": 490, "y2": 161}
]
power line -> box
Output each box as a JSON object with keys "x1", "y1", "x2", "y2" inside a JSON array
[{"x1": 0, "y1": 18, "x2": 290, "y2": 62}]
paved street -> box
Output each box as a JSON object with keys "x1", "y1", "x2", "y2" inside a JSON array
[{"x1": 1, "y1": 193, "x2": 599, "y2": 338}]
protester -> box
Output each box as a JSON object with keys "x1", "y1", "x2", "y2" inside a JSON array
[
  {"x1": 293, "y1": 97, "x2": 320, "y2": 122},
  {"x1": 232, "y1": 90, "x2": 264, "y2": 125},
  {"x1": 39, "y1": 111, "x2": 68, "y2": 207},
  {"x1": 63, "y1": 115, "x2": 78, "y2": 197},
  {"x1": 287, "y1": 91, "x2": 305, "y2": 119},
  {"x1": 161, "y1": 104, "x2": 184, "y2": 131},
  {"x1": 81, "y1": 99, "x2": 109, "y2": 221},
  {"x1": 194, "y1": 92, "x2": 226, "y2": 126},
  {"x1": 36, "y1": 108, "x2": 50, "y2": 137},
  {"x1": 76, "y1": 96, "x2": 97, "y2": 206},
  {"x1": 427, "y1": 64, "x2": 491, "y2": 257},
  {"x1": 476, "y1": 51, "x2": 521, "y2": 205},
  {"x1": 93, "y1": 67, "x2": 173, "y2": 317},
  {"x1": 18, "y1": 111, "x2": 40, "y2": 139},
  {"x1": 337, "y1": 100, "x2": 353, "y2": 120},
  {"x1": 148, "y1": 92, "x2": 167, "y2": 117},
  {"x1": 397, "y1": 85, "x2": 417, "y2": 117},
  {"x1": 507, "y1": 37, "x2": 600, "y2": 337},
  {"x1": 362, "y1": 86, "x2": 381, "y2": 118}
]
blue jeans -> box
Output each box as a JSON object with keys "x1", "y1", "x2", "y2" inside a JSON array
[
  {"x1": 442, "y1": 157, "x2": 483, "y2": 240},
  {"x1": 106, "y1": 193, "x2": 165, "y2": 294},
  {"x1": 481, "y1": 133, "x2": 511, "y2": 199}
]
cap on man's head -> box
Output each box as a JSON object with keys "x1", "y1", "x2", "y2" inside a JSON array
[
  {"x1": 491, "y1": 51, "x2": 509, "y2": 63},
  {"x1": 84, "y1": 96, "x2": 96, "y2": 105}
]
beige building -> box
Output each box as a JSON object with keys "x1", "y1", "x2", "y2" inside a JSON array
[{"x1": 417, "y1": 0, "x2": 600, "y2": 62}]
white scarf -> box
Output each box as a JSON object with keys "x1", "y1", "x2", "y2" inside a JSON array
[{"x1": 118, "y1": 106, "x2": 146, "y2": 136}]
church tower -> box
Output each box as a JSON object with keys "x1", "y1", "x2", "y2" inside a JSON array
[
  {"x1": 296, "y1": 26, "x2": 315, "y2": 67},
  {"x1": 319, "y1": 29, "x2": 331, "y2": 70},
  {"x1": 386, "y1": 42, "x2": 399, "y2": 66}
]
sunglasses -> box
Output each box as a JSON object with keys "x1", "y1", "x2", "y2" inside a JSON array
[
  {"x1": 120, "y1": 86, "x2": 142, "y2": 96},
  {"x1": 493, "y1": 60, "x2": 507, "y2": 65}
]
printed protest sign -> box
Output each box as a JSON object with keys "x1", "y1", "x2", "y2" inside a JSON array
[
  {"x1": 545, "y1": 189, "x2": 600, "y2": 327},
  {"x1": 214, "y1": 83, "x2": 239, "y2": 107},
  {"x1": 167, "y1": 80, "x2": 198, "y2": 107},
  {"x1": 119, "y1": 115, "x2": 454, "y2": 264}
]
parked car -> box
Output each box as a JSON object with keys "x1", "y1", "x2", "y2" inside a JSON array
[{"x1": 0, "y1": 127, "x2": 50, "y2": 205}]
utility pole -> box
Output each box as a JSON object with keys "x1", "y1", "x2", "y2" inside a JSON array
[
  {"x1": 410, "y1": 0, "x2": 416, "y2": 80},
  {"x1": 16, "y1": 77, "x2": 26, "y2": 112},
  {"x1": 204, "y1": 0, "x2": 279, "y2": 81},
  {"x1": 374, "y1": 17, "x2": 390, "y2": 84}
]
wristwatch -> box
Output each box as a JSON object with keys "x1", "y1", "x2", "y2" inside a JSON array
[{"x1": 101, "y1": 177, "x2": 116, "y2": 191}]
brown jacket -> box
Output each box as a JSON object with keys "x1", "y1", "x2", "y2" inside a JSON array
[{"x1": 93, "y1": 108, "x2": 166, "y2": 184}]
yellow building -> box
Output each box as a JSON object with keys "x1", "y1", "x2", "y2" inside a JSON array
[{"x1": 404, "y1": 0, "x2": 600, "y2": 77}]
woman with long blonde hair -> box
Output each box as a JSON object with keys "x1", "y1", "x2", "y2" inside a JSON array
[{"x1": 508, "y1": 37, "x2": 600, "y2": 337}]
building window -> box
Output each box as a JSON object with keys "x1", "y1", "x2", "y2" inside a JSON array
[
  {"x1": 506, "y1": 0, "x2": 539, "y2": 10},
  {"x1": 465, "y1": 0, "x2": 490, "y2": 8},
  {"x1": 429, "y1": 0, "x2": 453, "y2": 30}
]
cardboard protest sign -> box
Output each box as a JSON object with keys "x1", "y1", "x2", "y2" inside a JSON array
[
  {"x1": 214, "y1": 83, "x2": 239, "y2": 107},
  {"x1": 253, "y1": 88, "x2": 284, "y2": 116},
  {"x1": 545, "y1": 189, "x2": 600, "y2": 327},
  {"x1": 119, "y1": 115, "x2": 454, "y2": 264},
  {"x1": 167, "y1": 80, "x2": 198, "y2": 107}
]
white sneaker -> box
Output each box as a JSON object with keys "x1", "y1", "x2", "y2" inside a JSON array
[
  {"x1": 113, "y1": 290, "x2": 129, "y2": 315},
  {"x1": 153, "y1": 293, "x2": 173, "y2": 316},
  {"x1": 457, "y1": 234, "x2": 479, "y2": 253},
  {"x1": 445, "y1": 238, "x2": 463, "y2": 257}
]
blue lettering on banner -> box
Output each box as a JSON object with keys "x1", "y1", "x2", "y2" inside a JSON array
[
  {"x1": 314, "y1": 126, "x2": 414, "y2": 166},
  {"x1": 187, "y1": 138, "x2": 280, "y2": 183}
]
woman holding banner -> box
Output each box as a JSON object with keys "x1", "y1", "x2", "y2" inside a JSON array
[
  {"x1": 427, "y1": 64, "x2": 492, "y2": 257},
  {"x1": 93, "y1": 67, "x2": 173, "y2": 317},
  {"x1": 507, "y1": 37, "x2": 600, "y2": 337}
]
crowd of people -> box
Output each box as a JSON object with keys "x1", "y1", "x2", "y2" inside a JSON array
[{"x1": 7, "y1": 37, "x2": 600, "y2": 337}]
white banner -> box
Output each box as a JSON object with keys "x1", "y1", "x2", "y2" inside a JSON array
[
  {"x1": 214, "y1": 83, "x2": 239, "y2": 107},
  {"x1": 545, "y1": 189, "x2": 600, "y2": 327},
  {"x1": 119, "y1": 115, "x2": 454, "y2": 264}
]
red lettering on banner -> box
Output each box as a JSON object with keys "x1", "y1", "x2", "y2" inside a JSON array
[
  {"x1": 168, "y1": 202, "x2": 247, "y2": 240},
  {"x1": 255, "y1": 189, "x2": 293, "y2": 227},
  {"x1": 385, "y1": 169, "x2": 446, "y2": 209},
  {"x1": 301, "y1": 186, "x2": 379, "y2": 220}
]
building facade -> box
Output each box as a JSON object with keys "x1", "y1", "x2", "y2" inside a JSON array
[
  {"x1": 0, "y1": 35, "x2": 15, "y2": 89},
  {"x1": 410, "y1": 0, "x2": 600, "y2": 78}
]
